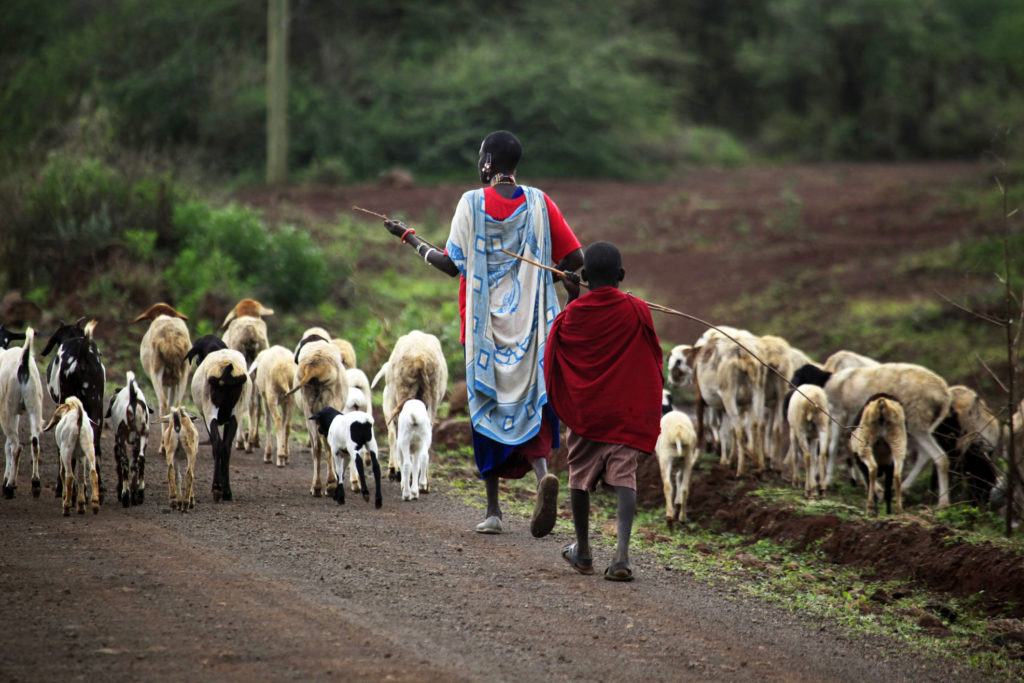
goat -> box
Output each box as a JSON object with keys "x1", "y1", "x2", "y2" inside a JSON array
[
  {"x1": 42, "y1": 319, "x2": 106, "y2": 500},
  {"x1": 222, "y1": 299, "x2": 273, "y2": 453},
  {"x1": 309, "y1": 406, "x2": 381, "y2": 508},
  {"x1": 654, "y1": 410, "x2": 698, "y2": 530},
  {"x1": 287, "y1": 337, "x2": 347, "y2": 496},
  {"x1": 850, "y1": 393, "x2": 908, "y2": 515},
  {"x1": 785, "y1": 384, "x2": 829, "y2": 498},
  {"x1": 394, "y1": 398, "x2": 432, "y2": 501},
  {"x1": 372, "y1": 330, "x2": 447, "y2": 483},
  {"x1": 822, "y1": 349, "x2": 879, "y2": 374},
  {"x1": 343, "y1": 367, "x2": 374, "y2": 491},
  {"x1": 251, "y1": 345, "x2": 298, "y2": 467},
  {"x1": 104, "y1": 371, "x2": 152, "y2": 507},
  {"x1": 155, "y1": 406, "x2": 199, "y2": 512},
  {"x1": 43, "y1": 397, "x2": 100, "y2": 516},
  {"x1": 187, "y1": 335, "x2": 251, "y2": 502},
  {"x1": 132, "y1": 303, "x2": 191, "y2": 423},
  {"x1": 0, "y1": 327, "x2": 44, "y2": 498}
]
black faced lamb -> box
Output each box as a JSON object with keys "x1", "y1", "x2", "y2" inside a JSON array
[{"x1": 309, "y1": 406, "x2": 381, "y2": 508}]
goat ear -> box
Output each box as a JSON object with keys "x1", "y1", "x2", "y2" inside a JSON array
[
  {"x1": 258, "y1": 304, "x2": 274, "y2": 317},
  {"x1": 221, "y1": 309, "x2": 237, "y2": 328}
]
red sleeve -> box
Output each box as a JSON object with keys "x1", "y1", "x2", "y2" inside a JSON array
[{"x1": 544, "y1": 194, "x2": 581, "y2": 264}]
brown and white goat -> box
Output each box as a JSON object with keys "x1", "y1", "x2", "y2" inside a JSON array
[
  {"x1": 133, "y1": 303, "x2": 191, "y2": 422},
  {"x1": 785, "y1": 384, "x2": 829, "y2": 499},
  {"x1": 849, "y1": 393, "x2": 908, "y2": 515},
  {"x1": 654, "y1": 410, "x2": 698, "y2": 530},
  {"x1": 251, "y1": 345, "x2": 297, "y2": 467},
  {"x1": 105, "y1": 371, "x2": 151, "y2": 507},
  {"x1": 0, "y1": 327, "x2": 44, "y2": 498},
  {"x1": 44, "y1": 396, "x2": 100, "y2": 516},
  {"x1": 222, "y1": 299, "x2": 273, "y2": 453},
  {"x1": 156, "y1": 406, "x2": 199, "y2": 512},
  {"x1": 286, "y1": 338, "x2": 347, "y2": 496}
]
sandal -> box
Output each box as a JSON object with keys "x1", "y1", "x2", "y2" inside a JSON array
[
  {"x1": 530, "y1": 474, "x2": 559, "y2": 538},
  {"x1": 561, "y1": 543, "x2": 595, "y2": 575},
  {"x1": 603, "y1": 562, "x2": 634, "y2": 582}
]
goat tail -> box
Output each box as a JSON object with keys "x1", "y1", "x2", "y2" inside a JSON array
[
  {"x1": 83, "y1": 319, "x2": 98, "y2": 339},
  {"x1": 371, "y1": 362, "x2": 389, "y2": 389},
  {"x1": 17, "y1": 327, "x2": 35, "y2": 384}
]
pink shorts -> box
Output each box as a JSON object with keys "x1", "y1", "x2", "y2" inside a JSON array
[{"x1": 566, "y1": 429, "x2": 639, "y2": 492}]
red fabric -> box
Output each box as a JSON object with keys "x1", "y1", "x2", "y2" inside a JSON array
[
  {"x1": 544, "y1": 287, "x2": 664, "y2": 453},
  {"x1": 453, "y1": 187, "x2": 580, "y2": 343}
]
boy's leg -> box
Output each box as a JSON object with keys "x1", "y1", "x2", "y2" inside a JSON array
[
  {"x1": 570, "y1": 488, "x2": 591, "y2": 559},
  {"x1": 613, "y1": 486, "x2": 636, "y2": 565}
]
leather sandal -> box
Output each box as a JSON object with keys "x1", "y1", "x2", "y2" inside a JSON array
[{"x1": 561, "y1": 543, "x2": 595, "y2": 575}]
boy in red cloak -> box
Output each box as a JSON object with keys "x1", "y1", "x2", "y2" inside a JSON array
[{"x1": 543, "y1": 241, "x2": 664, "y2": 581}]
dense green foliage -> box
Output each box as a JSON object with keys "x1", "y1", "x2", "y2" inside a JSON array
[{"x1": 2, "y1": 0, "x2": 1022, "y2": 182}]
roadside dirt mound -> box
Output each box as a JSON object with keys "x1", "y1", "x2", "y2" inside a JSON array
[{"x1": 680, "y1": 461, "x2": 1024, "y2": 619}]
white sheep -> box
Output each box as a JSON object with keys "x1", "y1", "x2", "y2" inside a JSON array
[
  {"x1": 187, "y1": 335, "x2": 251, "y2": 502},
  {"x1": 823, "y1": 349, "x2": 879, "y2": 374},
  {"x1": 395, "y1": 398, "x2": 432, "y2": 501},
  {"x1": 849, "y1": 393, "x2": 908, "y2": 515},
  {"x1": 251, "y1": 345, "x2": 298, "y2": 467},
  {"x1": 44, "y1": 396, "x2": 100, "y2": 516},
  {"x1": 287, "y1": 337, "x2": 347, "y2": 496},
  {"x1": 824, "y1": 363, "x2": 951, "y2": 507},
  {"x1": 654, "y1": 410, "x2": 698, "y2": 530},
  {"x1": 155, "y1": 406, "x2": 199, "y2": 512},
  {"x1": 0, "y1": 327, "x2": 43, "y2": 498},
  {"x1": 371, "y1": 330, "x2": 447, "y2": 484},
  {"x1": 309, "y1": 406, "x2": 381, "y2": 508},
  {"x1": 104, "y1": 371, "x2": 151, "y2": 507},
  {"x1": 133, "y1": 303, "x2": 191, "y2": 423},
  {"x1": 293, "y1": 327, "x2": 356, "y2": 370},
  {"x1": 222, "y1": 298, "x2": 273, "y2": 453},
  {"x1": 785, "y1": 384, "x2": 829, "y2": 498}
]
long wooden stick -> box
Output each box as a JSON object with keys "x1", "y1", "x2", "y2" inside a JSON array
[{"x1": 353, "y1": 205, "x2": 389, "y2": 220}]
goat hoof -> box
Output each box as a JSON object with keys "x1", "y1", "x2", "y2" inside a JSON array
[
  {"x1": 388, "y1": 468, "x2": 400, "y2": 481},
  {"x1": 121, "y1": 492, "x2": 131, "y2": 508},
  {"x1": 221, "y1": 489, "x2": 232, "y2": 502},
  {"x1": 31, "y1": 479, "x2": 40, "y2": 498},
  {"x1": 135, "y1": 490, "x2": 144, "y2": 504},
  {"x1": 2, "y1": 484, "x2": 14, "y2": 499},
  {"x1": 212, "y1": 487, "x2": 223, "y2": 503},
  {"x1": 92, "y1": 504, "x2": 100, "y2": 515},
  {"x1": 362, "y1": 491, "x2": 370, "y2": 502},
  {"x1": 375, "y1": 498, "x2": 382, "y2": 509}
]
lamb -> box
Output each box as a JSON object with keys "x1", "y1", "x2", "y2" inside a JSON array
[
  {"x1": 41, "y1": 319, "x2": 106, "y2": 499},
  {"x1": 155, "y1": 406, "x2": 199, "y2": 512},
  {"x1": 187, "y1": 335, "x2": 251, "y2": 502},
  {"x1": 286, "y1": 337, "x2": 347, "y2": 496},
  {"x1": 823, "y1": 363, "x2": 951, "y2": 507},
  {"x1": 222, "y1": 298, "x2": 273, "y2": 453},
  {"x1": 43, "y1": 396, "x2": 100, "y2": 516},
  {"x1": 394, "y1": 398, "x2": 432, "y2": 501},
  {"x1": 309, "y1": 406, "x2": 381, "y2": 508},
  {"x1": 654, "y1": 410, "x2": 698, "y2": 530},
  {"x1": 343, "y1": 367, "x2": 374, "y2": 491},
  {"x1": 849, "y1": 393, "x2": 908, "y2": 515},
  {"x1": 132, "y1": 303, "x2": 191, "y2": 423},
  {"x1": 104, "y1": 371, "x2": 152, "y2": 507},
  {"x1": 784, "y1": 384, "x2": 829, "y2": 498},
  {"x1": 0, "y1": 327, "x2": 44, "y2": 498},
  {"x1": 251, "y1": 345, "x2": 298, "y2": 467},
  {"x1": 371, "y1": 330, "x2": 447, "y2": 483}
]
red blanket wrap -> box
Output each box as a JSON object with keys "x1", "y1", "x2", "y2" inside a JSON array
[{"x1": 543, "y1": 287, "x2": 664, "y2": 453}]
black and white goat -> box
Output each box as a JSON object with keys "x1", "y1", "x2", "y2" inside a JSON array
[
  {"x1": 0, "y1": 324, "x2": 26, "y2": 350},
  {"x1": 41, "y1": 319, "x2": 106, "y2": 499},
  {"x1": 187, "y1": 335, "x2": 250, "y2": 502},
  {"x1": 105, "y1": 371, "x2": 152, "y2": 507},
  {"x1": 309, "y1": 406, "x2": 381, "y2": 508},
  {"x1": 0, "y1": 327, "x2": 44, "y2": 498}
]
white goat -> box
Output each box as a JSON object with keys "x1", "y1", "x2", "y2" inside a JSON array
[
  {"x1": 395, "y1": 398, "x2": 432, "y2": 501},
  {"x1": 287, "y1": 338, "x2": 347, "y2": 496},
  {"x1": 155, "y1": 406, "x2": 199, "y2": 512},
  {"x1": 0, "y1": 327, "x2": 43, "y2": 498},
  {"x1": 372, "y1": 330, "x2": 447, "y2": 484},
  {"x1": 822, "y1": 349, "x2": 879, "y2": 374},
  {"x1": 654, "y1": 410, "x2": 698, "y2": 530},
  {"x1": 251, "y1": 345, "x2": 298, "y2": 467},
  {"x1": 44, "y1": 396, "x2": 100, "y2": 516},
  {"x1": 849, "y1": 393, "x2": 908, "y2": 515},
  {"x1": 785, "y1": 384, "x2": 829, "y2": 498},
  {"x1": 105, "y1": 371, "x2": 151, "y2": 507},
  {"x1": 222, "y1": 298, "x2": 273, "y2": 453},
  {"x1": 133, "y1": 303, "x2": 191, "y2": 423}
]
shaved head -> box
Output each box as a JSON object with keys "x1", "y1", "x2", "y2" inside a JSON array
[
  {"x1": 480, "y1": 130, "x2": 522, "y2": 174},
  {"x1": 582, "y1": 241, "x2": 624, "y2": 289}
]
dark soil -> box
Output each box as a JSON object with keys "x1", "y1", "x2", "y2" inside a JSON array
[{"x1": 3, "y1": 162, "x2": 1020, "y2": 681}]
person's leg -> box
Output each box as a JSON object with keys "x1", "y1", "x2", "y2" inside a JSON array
[
  {"x1": 476, "y1": 473, "x2": 504, "y2": 533},
  {"x1": 612, "y1": 486, "x2": 636, "y2": 566},
  {"x1": 571, "y1": 488, "x2": 591, "y2": 559}
]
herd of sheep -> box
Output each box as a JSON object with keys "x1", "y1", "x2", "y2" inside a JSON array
[
  {"x1": 0, "y1": 298, "x2": 444, "y2": 516},
  {"x1": 657, "y1": 324, "x2": 1022, "y2": 527},
  {"x1": 2, "y1": 302, "x2": 1019, "y2": 527}
]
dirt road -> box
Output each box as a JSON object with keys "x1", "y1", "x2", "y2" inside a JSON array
[{"x1": 1, "y1": 429, "x2": 973, "y2": 682}]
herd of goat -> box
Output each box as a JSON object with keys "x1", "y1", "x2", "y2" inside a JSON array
[
  {"x1": 0, "y1": 299, "x2": 444, "y2": 516},
  {"x1": 0, "y1": 302, "x2": 1017, "y2": 525},
  {"x1": 656, "y1": 325, "x2": 1020, "y2": 528}
]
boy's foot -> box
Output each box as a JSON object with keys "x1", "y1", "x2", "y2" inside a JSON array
[
  {"x1": 475, "y1": 516, "x2": 504, "y2": 534},
  {"x1": 561, "y1": 542, "x2": 595, "y2": 575},
  {"x1": 603, "y1": 561, "x2": 634, "y2": 582},
  {"x1": 531, "y1": 474, "x2": 559, "y2": 538}
]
